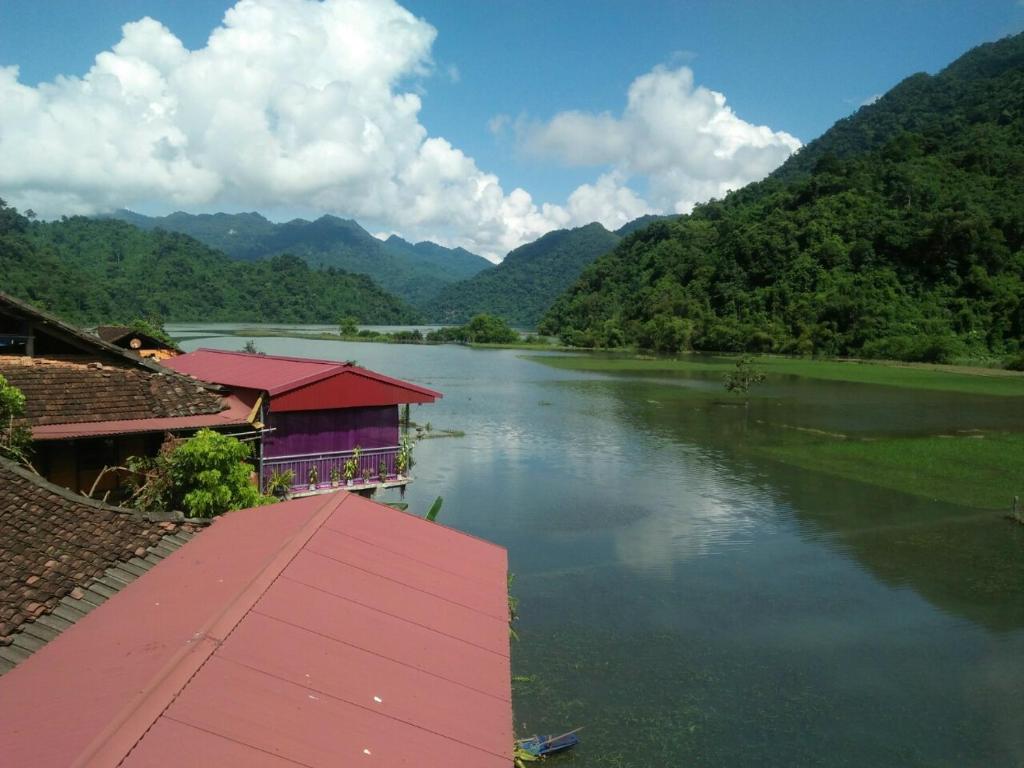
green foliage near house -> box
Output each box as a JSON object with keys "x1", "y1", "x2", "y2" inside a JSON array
[
  {"x1": 128, "y1": 430, "x2": 267, "y2": 518},
  {"x1": 0, "y1": 374, "x2": 31, "y2": 464},
  {"x1": 0, "y1": 206, "x2": 421, "y2": 324},
  {"x1": 540, "y1": 33, "x2": 1024, "y2": 364}
]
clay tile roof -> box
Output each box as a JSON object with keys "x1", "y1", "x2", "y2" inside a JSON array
[
  {"x1": 0, "y1": 356, "x2": 228, "y2": 427},
  {"x1": 0, "y1": 458, "x2": 202, "y2": 674},
  {"x1": 93, "y1": 326, "x2": 136, "y2": 344}
]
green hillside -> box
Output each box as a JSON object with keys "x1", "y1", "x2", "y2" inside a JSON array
[
  {"x1": 1, "y1": 208, "x2": 420, "y2": 324},
  {"x1": 431, "y1": 222, "x2": 622, "y2": 327},
  {"x1": 541, "y1": 34, "x2": 1024, "y2": 362},
  {"x1": 108, "y1": 210, "x2": 491, "y2": 309}
]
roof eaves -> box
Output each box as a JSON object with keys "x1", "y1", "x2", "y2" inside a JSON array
[
  {"x1": 0, "y1": 293, "x2": 224, "y2": 396},
  {"x1": 0, "y1": 457, "x2": 205, "y2": 676}
]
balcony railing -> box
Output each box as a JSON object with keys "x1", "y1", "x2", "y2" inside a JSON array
[{"x1": 262, "y1": 445, "x2": 406, "y2": 493}]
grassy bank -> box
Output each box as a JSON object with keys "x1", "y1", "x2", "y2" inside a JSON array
[
  {"x1": 753, "y1": 432, "x2": 1024, "y2": 510},
  {"x1": 527, "y1": 353, "x2": 1024, "y2": 510},
  {"x1": 523, "y1": 353, "x2": 1024, "y2": 397}
]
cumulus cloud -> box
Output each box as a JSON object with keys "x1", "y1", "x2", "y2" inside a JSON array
[
  {"x1": 0, "y1": 1, "x2": 800, "y2": 260},
  {"x1": 0, "y1": 0, "x2": 568, "y2": 259},
  {"x1": 526, "y1": 65, "x2": 801, "y2": 215}
]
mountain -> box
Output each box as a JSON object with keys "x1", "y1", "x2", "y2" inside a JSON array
[
  {"x1": 430, "y1": 222, "x2": 623, "y2": 327},
  {"x1": 541, "y1": 33, "x2": 1024, "y2": 362},
  {"x1": 1, "y1": 209, "x2": 420, "y2": 325},
  {"x1": 107, "y1": 210, "x2": 491, "y2": 309}
]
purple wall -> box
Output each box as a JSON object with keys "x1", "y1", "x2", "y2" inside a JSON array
[{"x1": 265, "y1": 406, "x2": 398, "y2": 457}]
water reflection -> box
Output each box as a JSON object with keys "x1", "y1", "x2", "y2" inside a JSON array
[{"x1": 174, "y1": 331, "x2": 1024, "y2": 766}]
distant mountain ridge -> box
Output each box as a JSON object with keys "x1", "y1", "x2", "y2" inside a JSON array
[
  {"x1": 2, "y1": 208, "x2": 421, "y2": 325},
  {"x1": 105, "y1": 210, "x2": 492, "y2": 309},
  {"x1": 429, "y1": 216, "x2": 668, "y2": 327}
]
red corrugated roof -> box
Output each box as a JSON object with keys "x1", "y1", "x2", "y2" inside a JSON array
[
  {"x1": 0, "y1": 492, "x2": 511, "y2": 767},
  {"x1": 163, "y1": 348, "x2": 441, "y2": 402}
]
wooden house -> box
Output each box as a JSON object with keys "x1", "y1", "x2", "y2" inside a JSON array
[
  {"x1": 163, "y1": 349, "x2": 441, "y2": 494},
  {"x1": 0, "y1": 293, "x2": 254, "y2": 496}
]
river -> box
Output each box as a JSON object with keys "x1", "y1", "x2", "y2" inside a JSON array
[{"x1": 171, "y1": 325, "x2": 1024, "y2": 767}]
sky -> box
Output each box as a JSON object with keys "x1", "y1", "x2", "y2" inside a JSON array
[{"x1": 1, "y1": 0, "x2": 1022, "y2": 260}]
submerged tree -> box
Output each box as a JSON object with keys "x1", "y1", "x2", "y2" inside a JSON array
[{"x1": 723, "y1": 355, "x2": 767, "y2": 398}]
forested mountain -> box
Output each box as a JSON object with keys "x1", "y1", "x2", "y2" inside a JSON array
[
  {"x1": 541, "y1": 33, "x2": 1024, "y2": 362},
  {"x1": 1, "y1": 207, "x2": 420, "y2": 324},
  {"x1": 430, "y1": 223, "x2": 623, "y2": 327},
  {"x1": 108, "y1": 210, "x2": 491, "y2": 309}
]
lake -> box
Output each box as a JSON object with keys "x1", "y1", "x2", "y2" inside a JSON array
[{"x1": 171, "y1": 325, "x2": 1024, "y2": 767}]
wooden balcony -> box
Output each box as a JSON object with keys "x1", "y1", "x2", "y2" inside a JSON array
[{"x1": 261, "y1": 445, "x2": 409, "y2": 497}]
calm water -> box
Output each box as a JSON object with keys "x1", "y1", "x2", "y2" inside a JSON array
[{"x1": 172, "y1": 326, "x2": 1024, "y2": 767}]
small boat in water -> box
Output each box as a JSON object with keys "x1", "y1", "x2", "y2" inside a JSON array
[{"x1": 516, "y1": 728, "x2": 581, "y2": 757}]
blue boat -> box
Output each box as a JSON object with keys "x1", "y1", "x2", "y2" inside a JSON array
[{"x1": 516, "y1": 728, "x2": 581, "y2": 757}]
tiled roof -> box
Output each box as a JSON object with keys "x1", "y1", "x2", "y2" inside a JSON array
[
  {"x1": 93, "y1": 326, "x2": 137, "y2": 344},
  {"x1": 0, "y1": 491, "x2": 512, "y2": 766},
  {"x1": 0, "y1": 355, "x2": 228, "y2": 427},
  {"x1": 0, "y1": 291, "x2": 171, "y2": 370},
  {"x1": 0, "y1": 458, "x2": 201, "y2": 673},
  {"x1": 93, "y1": 325, "x2": 176, "y2": 351}
]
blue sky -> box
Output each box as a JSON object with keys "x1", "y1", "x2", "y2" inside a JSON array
[{"x1": 1, "y1": 1, "x2": 1022, "y2": 258}]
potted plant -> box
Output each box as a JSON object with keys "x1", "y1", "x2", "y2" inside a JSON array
[
  {"x1": 266, "y1": 469, "x2": 295, "y2": 499},
  {"x1": 330, "y1": 467, "x2": 341, "y2": 488},
  {"x1": 345, "y1": 446, "x2": 361, "y2": 486},
  {"x1": 307, "y1": 465, "x2": 319, "y2": 491},
  {"x1": 378, "y1": 462, "x2": 388, "y2": 483},
  {"x1": 396, "y1": 437, "x2": 413, "y2": 478},
  {"x1": 361, "y1": 465, "x2": 372, "y2": 485}
]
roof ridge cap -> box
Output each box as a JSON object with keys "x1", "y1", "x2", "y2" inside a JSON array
[{"x1": 73, "y1": 493, "x2": 343, "y2": 767}]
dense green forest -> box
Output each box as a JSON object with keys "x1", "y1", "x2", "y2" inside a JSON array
[
  {"x1": 431, "y1": 222, "x2": 623, "y2": 327},
  {"x1": 108, "y1": 210, "x2": 490, "y2": 310},
  {"x1": 541, "y1": 33, "x2": 1024, "y2": 363},
  {"x1": 0, "y1": 208, "x2": 420, "y2": 324}
]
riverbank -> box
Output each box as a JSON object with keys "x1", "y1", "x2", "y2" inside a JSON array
[
  {"x1": 231, "y1": 326, "x2": 570, "y2": 351},
  {"x1": 524, "y1": 353, "x2": 1024, "y2": 396},
  {"x1": 525, "y1": 353, "x2": 1024, "y2": 511}
]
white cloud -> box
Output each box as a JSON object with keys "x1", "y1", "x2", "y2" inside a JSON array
[
  {"x1": 0, "y1": 2, "x2": 800, "y2": 261},
  {"x1": 526, "y1": 65, "x2": 801, "y2": 216},
  {"x1": 0, "y1": 0, "x2": 565, "y2": 260}
]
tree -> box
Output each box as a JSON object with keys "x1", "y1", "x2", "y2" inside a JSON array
[
  {"x1": 338, "y1": 316, "x2": 359, "y2": 336},
  {"x1": 128, "y1": 430, "x2": 268, "y2": 518},
  {"x1": 0, "y1": 375, "x2": 31, "y2": 464},
  {"x1": 723, "y1": 356, "x2": 766, "y2": 397}
]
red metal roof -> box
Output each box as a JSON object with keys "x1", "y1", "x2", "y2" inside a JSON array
[
  {"x1": 163, "y1": 349, "x2": 441, "y2": 412},
  {"x1": 29, "y1": 392, "x2": 255, "y2": 440},
  {"x1": 0, "y1": 492, "x2": 511, "y2": 767}
]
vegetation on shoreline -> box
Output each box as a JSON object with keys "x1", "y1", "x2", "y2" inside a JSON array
[
  {"x1": 541, "y1": 34, "x2": 1024, "y2": 365},
  {"x1": 232, "y1": 314, "x2": 558, "y2": 349}
]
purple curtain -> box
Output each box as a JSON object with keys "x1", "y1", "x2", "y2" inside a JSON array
[{"x1": 265, "y1": 406, "x2": 398, "y2": 457}]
